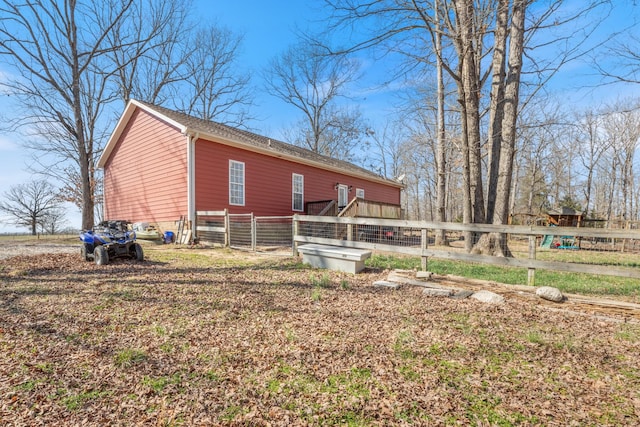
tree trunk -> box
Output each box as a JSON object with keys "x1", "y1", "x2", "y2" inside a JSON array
[
  {"x1": 485, "y1": 0, "x2": 509, "y2": 222},
  {"x1": 495, "y1": 0, "x2": 525, "y2": 224},
  {"x1": 459, "y1": 84, "x2": 474, "y2": 251},
  {"x1": 453, "y1": 0, "x2": 485, "y2": 250},
  {"x1": 473, "y1": 0, "x2": 526, "y2": 257},
  {"x1": 435, "y1": 0, "x2": 448, "y2": 246},
  {"x1": 68, "y1": 4, "x2": 95, "y2": 231}
]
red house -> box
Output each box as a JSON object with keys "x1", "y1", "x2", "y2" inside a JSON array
[{"x1": 98, "y1": 100, "x2": 402, "y2": 233}]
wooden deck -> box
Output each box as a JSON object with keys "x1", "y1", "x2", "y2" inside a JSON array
[{"x1": 307, "y1": 197, "x2": 402, "y2": 219}]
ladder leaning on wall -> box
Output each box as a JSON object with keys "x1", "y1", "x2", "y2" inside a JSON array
[{"x1": 175, "y1": 215, "x2": 186, "y2": 244}]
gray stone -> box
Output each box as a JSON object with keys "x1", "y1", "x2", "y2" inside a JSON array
[
  {"x1": 536, "y1": 286, "x2": 564, "y2": 302},
  {"x1": 387, "y1": 272, "x2": 441, "y2": 288},
  {"x1": 416, "y1": 271, "x2": 433, "y2": 280},
  {"x1": 422, "y1": 288, "x2": 454, "y2": 297},
  {"x1": 451, "y1": 290, "x2": 474, "y2": 300},
  {"x1": 373, "y1": 280, "x2": 400, "y2": 290},
  {"x1": 470, "y1": 290, "x2": 505, "y2": 304}
]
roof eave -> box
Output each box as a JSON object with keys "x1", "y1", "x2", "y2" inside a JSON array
[{"x1": 191, "y1": 129, "x2": 402, "y2": 188}]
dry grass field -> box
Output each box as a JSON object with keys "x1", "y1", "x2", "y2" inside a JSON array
[{"x1": 1, "y1": 245, "x2": 639, "y2": 426}]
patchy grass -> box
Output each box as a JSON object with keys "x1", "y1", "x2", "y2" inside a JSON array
[
  {"x1": 367, "y1": 254, "x2": 640, "y2": 301},
  {"x1": 1, "y1": 248, "x2": 639, "y2": 425}
]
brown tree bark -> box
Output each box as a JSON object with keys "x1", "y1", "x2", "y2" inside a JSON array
[
  {"x1": 434, "y1": 0, "x2": 448, "y2": 246},
  {"x1": 485, "y1": 0, "x2": 509, "y2": 223},
  {"x1": 474, "y1": 0, "x2": 526, "y2": 256}
]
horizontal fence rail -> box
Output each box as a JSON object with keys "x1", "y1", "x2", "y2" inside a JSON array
[
  {"x1": 196, "y1": 211, "x2": 640, "y2": 282},
  {"x1": 293, "y1": 215, "x2": 640, "y2": 283}
]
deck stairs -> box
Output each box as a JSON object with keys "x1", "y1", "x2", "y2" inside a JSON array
[{"x1": 306, "y1": 198, "x2": 403, "y2": 240}]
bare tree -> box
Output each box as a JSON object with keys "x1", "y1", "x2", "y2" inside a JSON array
[
  {"x1": 0, "y1": 0, "x2": 251, "y2": 231},
  {"x1": 106, "y1": 0, "x2": 192, "y2": 105},
  {"x1": 0, "y1": 0, "x2": 137, "y2": 230},
  {"x1": 366, "y1": 121, "x2": 405, "y2": 180},
  {"x1": 433, "y1": 0, "x2": 449, "y2": 244},
  {"x1": 321, "y1": 0, "x2": 611, "y2": 253},
  {"x1": 602, "y1": 101, "x2": 640, "y2": 222},
  {"x1": 40, "y1": 207, "x2": 68, "y2": 235},
  {"x1": 0, "y1": 180, "x2": 63, "y2": 235},
  {"x1": 175, "y1": 26, "x2": 254, "y2": 126},
  {"x1": 574, "y1": 108, "x2": 611, "y2": 218},
  {"x1": 475, "y1": 0, "x2": 526, "y2": 256},
  {"x1": 264, "y1": 42, "x2": 361, "y2": 157},
  {"x1": 596, "y1": 16, "x2": 640, "y2": 85}
]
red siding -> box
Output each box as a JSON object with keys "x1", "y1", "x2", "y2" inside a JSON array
[
  {"x1": 195, "y1": 138, "x2": 400, "y2": 215},
  {"x1": 103, "y1": 110, "x2": 188, "y2": 222}
]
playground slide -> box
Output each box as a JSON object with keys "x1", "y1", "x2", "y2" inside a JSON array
[{"x1": 541, "y1": 234, "x2": 554, "y2": 248}]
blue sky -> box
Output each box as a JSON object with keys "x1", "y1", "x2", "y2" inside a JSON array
[{"x1": 0, "y1": 0, "x2": 639, "y2": 233}]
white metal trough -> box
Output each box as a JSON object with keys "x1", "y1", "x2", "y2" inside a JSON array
[{"x1": 297, "y1": 244, "x2": 372, "y2": 274}]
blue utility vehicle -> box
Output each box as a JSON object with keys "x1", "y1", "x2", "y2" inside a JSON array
[{"x1": 79, "y1": 220, "x2": 144, "y2": 265}]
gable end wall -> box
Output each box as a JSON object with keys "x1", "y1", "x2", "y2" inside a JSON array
[{"x1": 103, "y1": 109, "x2": 188, "y2": 223}]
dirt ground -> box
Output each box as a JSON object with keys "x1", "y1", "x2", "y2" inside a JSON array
[{"x1": 1, "y1": 244, "x2": 640, "y2": 425}]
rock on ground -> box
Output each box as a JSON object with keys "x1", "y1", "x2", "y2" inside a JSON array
[
  {"x1": 536, "y1": 286, "x2": 564, "y2": 302},
  {"x1": 373, "y1": 280, "x2": 401, "y2": 289},
  {"x1": 422, "y1": 288, "x2": 454, "y2": 297},
  {"x1": 470, "y1": 290, "x2": 505, "y2": 304}
]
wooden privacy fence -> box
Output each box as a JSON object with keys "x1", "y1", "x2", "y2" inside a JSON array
[{"x1": 293, "y1": 215, "x2": 640, "y2": 284}]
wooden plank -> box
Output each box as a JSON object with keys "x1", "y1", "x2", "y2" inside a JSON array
[
  {"x1": 297, "y1": 215, "x2": 640, "y2": 240},
  {"x1": 196, "y1": 226, "x2": 226, "y2": 233},
  {"x1": 196, "y1": 210, "x2": 227, "y2": 216}
]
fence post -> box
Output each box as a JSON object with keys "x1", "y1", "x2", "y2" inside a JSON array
[
  {"x1": 292, "y1": 214, "x2": 300, "y2": 256},
  {"x1": 347, "y1": 223, "x2": 352, "y2": 241},
  {"x1": 251, "y1": 213, "x2": 256, "y2": 252},
  {"x1": 421, "y1": 228, "x2": 428, "y2": 272},
  {"x1": 224, "y1": 208, "x2": 229, "y2": 247},
  {"x1": 528, "y1": 235, "x2": 536, "y2": 287}
]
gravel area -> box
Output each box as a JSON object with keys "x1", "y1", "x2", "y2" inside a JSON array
[{"x1": 0, "y1": 242, "x2": 79, "y2": 260}]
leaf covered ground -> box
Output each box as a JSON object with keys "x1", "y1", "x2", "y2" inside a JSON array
[{"x1": 1, "y1": 248, "x2": 639, "y2": 426}]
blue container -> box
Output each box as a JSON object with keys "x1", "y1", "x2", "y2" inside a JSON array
[{"x1": 163, "y1": 231, "x2": 175, "y2": 244}]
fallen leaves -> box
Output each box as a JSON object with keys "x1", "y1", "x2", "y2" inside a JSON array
[{"x1": 0, "y1": 250, "x2": 639, "y2": 426}]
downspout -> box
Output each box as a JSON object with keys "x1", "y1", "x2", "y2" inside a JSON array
[{"x1": 186, "y1": 132, "x2": 199, "y2": 231}]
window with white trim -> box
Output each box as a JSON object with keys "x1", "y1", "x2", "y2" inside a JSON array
[
  {"x1": 356, "y1": 188, "x2": 365, "y2": 199},
  {"x1": 229, "y1": 160, "x2": 245, "y2": 206},
  {"x1": 292, "y1": 173, "x2": 304, "y2": 211}
]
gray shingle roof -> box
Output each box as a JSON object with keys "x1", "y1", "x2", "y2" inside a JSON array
[{"x1": 136, "y1": 101, "x2": 395, "y2": 185}]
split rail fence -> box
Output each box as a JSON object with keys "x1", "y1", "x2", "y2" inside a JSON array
[
  {"x1": 292, "y1": 215, "x2": 640, "y2": 285},
  {"x1": 195, "y1": 211, "x2": 640, "y2": 284}
]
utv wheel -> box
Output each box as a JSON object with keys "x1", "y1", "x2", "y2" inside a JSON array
[
  {"x1": 81, "y1": 244, "x2": 93, "y2": 261},
  {"x1": 133, "y1": 243, "x2": 144, "y2": 261},
  {"x1": 94, "y1": 246, "x2": 109, "y2": 265}
]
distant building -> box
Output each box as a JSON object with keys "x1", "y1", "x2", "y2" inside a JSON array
[{"x1": 547, "y1": 207, "x2": 583, "y2": 227}]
